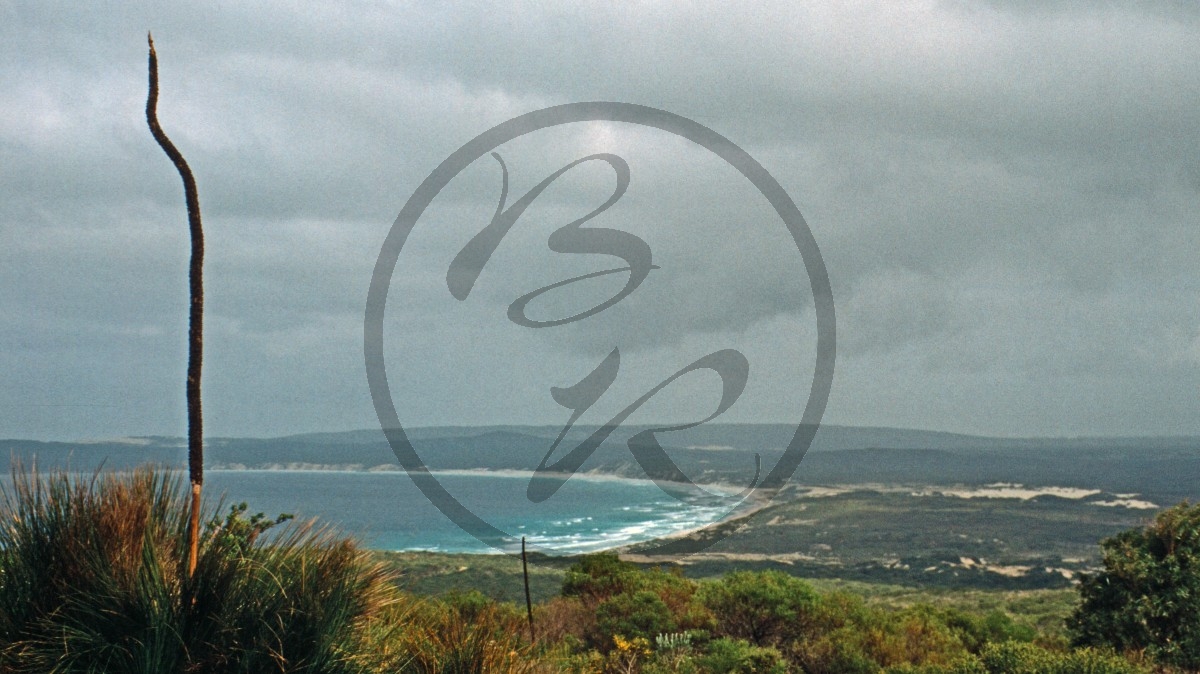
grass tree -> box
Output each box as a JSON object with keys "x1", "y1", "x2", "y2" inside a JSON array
[{"x1": 145, "y1": 34, "x2": 205, "y2": 575}]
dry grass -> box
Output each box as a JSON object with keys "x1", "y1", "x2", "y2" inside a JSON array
[{"x1": 353, "y1": 592, "x2": 544, "y2": 674}]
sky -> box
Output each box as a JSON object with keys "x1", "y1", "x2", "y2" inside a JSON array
[{"x1": 2, "y1": 1, "x2": 1198, "y2": 441}]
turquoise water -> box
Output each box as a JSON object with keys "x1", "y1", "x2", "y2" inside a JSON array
[{"x1": 200, "y1": 470, "x2": 734, "y2": 554}]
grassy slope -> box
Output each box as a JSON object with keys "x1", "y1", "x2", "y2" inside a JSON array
[
  {"x1": 804, "y1": 578, "x2": 1078, "y2": 639},
  {"x1": 377, "y1": 551, "x2": 572, "y2": 604}
]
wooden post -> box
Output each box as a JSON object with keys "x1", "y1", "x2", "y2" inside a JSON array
[{"x1": 522, "y1": 536, "x2": 535, "y2": 642}]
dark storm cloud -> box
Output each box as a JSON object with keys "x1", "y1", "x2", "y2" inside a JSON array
[{"x1": 2, "y1": 1, "x2": 1197, "y2": 439}]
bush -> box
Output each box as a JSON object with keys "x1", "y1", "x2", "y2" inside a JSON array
[
  {"x1": 790, "y1": 598, "x2": 973, "y2": 672},
  {"x1": 874, "y1": 608, "x2": 971, "y2": 668},
  {"x1": 0, "y1": 467, "x2": 396, "y2": 673},
  {"x1": 938, "y1": 608, "x2": 1036, "y2": 654},
  {"x1": 593, "y1": 590, "x2": 678, "y2": 649},
  {"x1": 977, "y1": 641, "x2": 1147, "y2": 674},
  {"x1": 543, "y1": 559, "x2": 1162, "y2": 674},
  {"x1": 563, "y1": 554, "x2": 712, "y2": 651},
  {"x1": 695, "y1": 638, "x2": 788, "y2": 674},
  {"x1": 1069, "y1": 500, "x2": 1200, "y2": 670},
  {"x1": 794, "y1": 625, "x2": 882, "y2": 674},
  {"x1": 364, "y1": 593, "x2": 539, "y2": 674},
  {"x1": 888, "y1": 642, "x2": 1150, "y2": 674},
  {"x1": 887, "y1": 657, "x2": 988, "y2": 674},
  {"x1": 533, "y1": 596, "x2": 594, "y2": 649},
  {"x1": 699, "y1": 570, "x2": 820, "y2": 647},
  {"x1": 562, "y1": 553, "x2": 642, "y2": 605}
]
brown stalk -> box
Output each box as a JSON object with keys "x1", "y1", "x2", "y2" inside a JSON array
[{"x1": 145, "y1": 33, "x2": 205, "y2": 576}]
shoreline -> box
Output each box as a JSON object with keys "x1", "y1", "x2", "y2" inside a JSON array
[
  {"x1": 208, "y1": 465, "x2": 754, "y2": 494},
  {"x1": 613, "y1": 486, "x2": 780, "y2": 561},
  {"x1": 208, "y1": 465, "x2": 760, "y2": 505}
]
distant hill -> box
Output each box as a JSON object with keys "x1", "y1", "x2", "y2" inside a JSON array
[{"x1": 2, "y1": 424, "x2": 1197, "y2": 502}]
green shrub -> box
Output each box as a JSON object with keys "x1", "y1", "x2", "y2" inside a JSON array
[
  {"x1": 696, "y1": 638, "x2": 788, "y2": 674},
  {"x1": 937, "y1": 608, "x2": 1036, "y2": 654},
  {"x1": 562, "y1": 552, "x2": 642, "y2": 604},
  {"x1": 699, "y1": 570, "x2": 820, "y2": 647},
  {"x1": 888, "y1": 642, "x2": 1150, "y2": 674},
  {"x1": 205, "y1": 501, "x2": 293, "y2": 555},
  {"x1": 887, "y1": 656, "x2": 988, "y2": 674},
  {"x1": 593, "y1": 590, "x2": 678, "y2": 648},
  {"x1": 792, "y1": 599, "x2": 971, "y2": 672},
  {"x1": 978, "y1": 641, "x2": 1147, "y2": 674},
  {"x1": 442, "y1": 588, "x2": 499, "y2": 623},
  {"x1": 1069, "y1": 500, "x2": 1200, "y2": 670},
  {"x1": 794, "y1": 625, "x2": 882, "y2": 674},
  {"x1": 563, "y1": 553, "x2": 712, "y2": 652},
  {"x1": 880, "y1": 608, "x2": 971, "y2": 667}
]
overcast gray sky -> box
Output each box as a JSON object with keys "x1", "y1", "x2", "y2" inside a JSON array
[{"x1": 3, "y1": 1, "x2": 1198, "y2": 441}]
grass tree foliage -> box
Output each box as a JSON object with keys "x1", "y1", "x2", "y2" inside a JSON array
[{"x1": 0, "y1": 468, "x2": 395, "y2": 673}]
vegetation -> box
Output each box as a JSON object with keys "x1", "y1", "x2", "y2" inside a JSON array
[
  {"x1": 379, "y1": 550, "x2": 571, "y2": 603},
  {"x1": 698, "y1": 570, "x2": 820, "y2": 647},
  {"x1": 3, "y1": 467, "x2": 1197, "y2": 672},
  {"x1": 639, "y1": 489, "x2": 1157, "y2": 591},
  {"x1": 0, "y1": 467, "x2": 395, "y2": 673},
  {"x1": 374, "y1": 552, "x2": 1081, "y2": 636},
  {"x1": 1069, "y1": 501, "x2": 1200, "y2": 670},
  {"x1": 891, "y1": 641, "x2": 1150, "y2": 674},
  {"x1": 0, "y1": 466, "x2": 544, "y2": 673},
  {"x1": 536, "y1": 554, "x2": 1159, "y2": 673}
]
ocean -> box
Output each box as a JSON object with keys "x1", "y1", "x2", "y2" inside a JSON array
[{"x1": 203, "y1": 470, "x2": 736, "y2": 554}]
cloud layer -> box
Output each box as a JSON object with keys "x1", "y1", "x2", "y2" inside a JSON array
[{"x1": 3, "y1": 1, "x2": 1198, "y2": 439}]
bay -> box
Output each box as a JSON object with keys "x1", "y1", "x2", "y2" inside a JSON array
[{"x1": 203, "y1": 470, "x2": 734, "y2": 554}]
